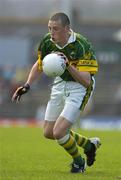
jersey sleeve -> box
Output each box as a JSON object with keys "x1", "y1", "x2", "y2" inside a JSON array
[
  {"x1": 72, "y1": 35, "x2": 98, "y2": 75},
  {"x1": 37, "y1": 50, "x2": 42, "y2": 70},
  {"x1": 37, "y1": 33, "x2": 51, "y2": 70},
  {"x1": 76, "y1": 39, "x2": 98, "y2": 75},
  {"x1": 37, "y1": 36, "x2": 46, "y2": 71},
  {"x1": 76, "y1": 52, "x2": 98, "y2": 75}
]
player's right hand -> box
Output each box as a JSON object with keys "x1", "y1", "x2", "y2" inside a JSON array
[{"x1": 12, "y1": 84, "x2": 30, "y2": 102}]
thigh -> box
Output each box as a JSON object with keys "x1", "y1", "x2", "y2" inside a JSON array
[
  {"x1": 66, "y1": 78, "x2": 95, "y2": 111},
  {"x1": 45, "y1": 99, "x2": 64, "y2": 121},
  {"x1": 60, "y1": 103, "x2": 81, "y2": 124},
  {"x1": 60, "y1": 83, "x2": 86, "y2": 124},
  {"x1": 53, "y1": 116, "x2": 72, "y2": 139}
]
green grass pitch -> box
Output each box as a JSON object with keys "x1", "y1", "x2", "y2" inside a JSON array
[{"x1": 0, "y1": 127, "x2": 121, "y2": 180}]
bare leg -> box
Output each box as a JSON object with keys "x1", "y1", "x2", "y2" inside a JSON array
[
  {"x1": 43, "y1": 121, "x2": 55, "y2": 139},
  {"x1": 53, "y1": 116, "x2": 72, "y2": 139}
]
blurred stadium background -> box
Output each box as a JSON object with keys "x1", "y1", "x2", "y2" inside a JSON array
[{"x1": 0, "y1": 0, "x2": 121, "y2": 129}]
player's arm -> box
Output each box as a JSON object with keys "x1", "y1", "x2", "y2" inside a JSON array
[
  {"x1": 60, "y1": 53, "x2": 91, "y2": 88},
  {"x1": 26, "y1": 61, "x2": 42, "y2": 85},
  {"x1": 67, "y1": 65, "x2": 91, "y2": 88},
  {"x1": 12, "y1": 61, "x2": 42, "y2": 102}
]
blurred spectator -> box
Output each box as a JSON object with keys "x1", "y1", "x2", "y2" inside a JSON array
[
  {"x1": 3, "y1": 65, "x2": 15, "y2": 85},
  {"x1": 0, "y1": 64, "x2": 31, "y2": 102},
  {"x1": 0, "y1": 78, "x2": 4, "y2": 104},
  {"x1": 12, "y1": 66, "x2": 30, "y2": 84},
  {"x1": 115, "y1": 84, "x2": 121, "y2": 115}
]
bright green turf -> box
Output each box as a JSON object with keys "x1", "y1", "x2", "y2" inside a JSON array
[{"x1": 0, "y1": 127, "x2": 121, "y2": 180}]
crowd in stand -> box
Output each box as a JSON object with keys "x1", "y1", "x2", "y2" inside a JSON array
[
  {"x1": 0, "y1": 65, "x2": 30, "y2": 104},
  {"x1": 0, "y1": 64, "x2": 52, "y2": 104}
]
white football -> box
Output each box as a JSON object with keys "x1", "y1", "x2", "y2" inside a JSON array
[{"x1": 42, "y1": 53, "x2": 66, "y2": 77}]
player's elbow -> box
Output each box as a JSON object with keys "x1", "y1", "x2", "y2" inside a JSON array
[
  {"x1": 84, "y1": 79, "x2": 91, "y2": 88},
  {"x1": 78, "y1": 75, "x2": 91, "y2": 88},
  {"x1": 77, "y1": 72, "x2": 91, "y2": 88}
]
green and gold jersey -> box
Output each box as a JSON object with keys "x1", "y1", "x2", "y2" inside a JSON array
[{"x1": 37, "y1": 32, "x2": 98, "y2": 81}]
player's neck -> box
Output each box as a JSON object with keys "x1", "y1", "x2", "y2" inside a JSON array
[{"x1": 57, "y1": 33, "x2": 71, "y2": 47}]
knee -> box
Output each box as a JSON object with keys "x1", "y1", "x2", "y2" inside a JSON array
[
  {"x1": 43, "y1": 130, "x2": 54, "y2": 139},
  {"x1": 53, "y1": 127, "x2": 63, "y2": 139}
]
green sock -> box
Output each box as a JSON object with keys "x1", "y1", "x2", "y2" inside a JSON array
[
  {"x1": 57, "y1": 134, "x2": 83, "y2": 164},
  {"x1": 74, "y1": 156, "x2": 84, "y2": 165},
  {"x1": 70, "y1": 130, "x2": 92, "y2": 151}
]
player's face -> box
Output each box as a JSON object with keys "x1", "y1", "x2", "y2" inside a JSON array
[{"x1": 48, "y1": 20, "x2": 69, "y2": 46}]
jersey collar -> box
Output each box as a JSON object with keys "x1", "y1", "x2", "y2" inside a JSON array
[{"x1": 51, "y1": 30, "x2": 76, "y2": 49}]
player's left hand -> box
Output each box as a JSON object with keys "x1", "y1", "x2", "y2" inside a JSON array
[
  {"x1": 12, "y1": 84, "x2": 30, "y2": 102},
  {"x1": 55, "y1": 52, "x2": 70, "y2": 67}
]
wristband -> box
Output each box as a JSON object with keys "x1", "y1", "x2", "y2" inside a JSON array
[
  {"x1": 66, "y1": 61, "x2": 70, "y2": 67},
  {"x1": 24, "y1": 83, "x2": 30, "y2": 90}
]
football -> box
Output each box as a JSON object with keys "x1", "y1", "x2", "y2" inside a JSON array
[{"x1": 42, "y1": 53, "x2": 66, "y2": 77}]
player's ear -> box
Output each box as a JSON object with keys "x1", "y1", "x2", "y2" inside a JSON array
[{"x1": 65, "y1": 25, "x2": 70, "y2": 33}]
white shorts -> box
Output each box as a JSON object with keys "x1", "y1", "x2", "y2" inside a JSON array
[{"x1": 45, "y1": 77, "x2": 95, "y2": 124}]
